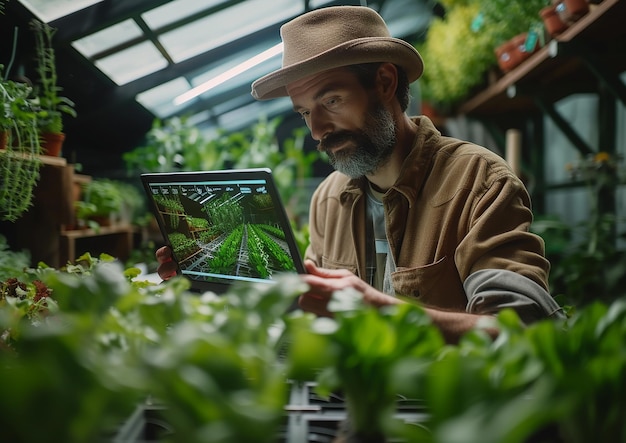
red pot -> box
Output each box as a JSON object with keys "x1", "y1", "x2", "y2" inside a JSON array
[
  {"x1": 495, "y1": 33, "x2": 538, "y2": 73},
  {"x1": 541, "y1": 5, "x2": 569, "y2": 37},
  {"x1": 553, "y1": 0, "x2": 590, "y2": 24},
  {"x1": 40, "y1": 132, "x2": 66, "y2": 157}
]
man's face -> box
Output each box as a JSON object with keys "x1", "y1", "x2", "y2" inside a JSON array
[{"x1": 287, "y1": 67, "x2": 397, "y2": 179}]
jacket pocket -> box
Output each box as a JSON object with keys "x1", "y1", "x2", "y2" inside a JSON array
[{"x1": 392, "y1": 256, "x2": 466, "y2": 310}]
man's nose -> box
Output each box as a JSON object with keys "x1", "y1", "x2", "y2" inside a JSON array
[{"x1": 308, "y1": 110, "x2": 333, "y2": 142}]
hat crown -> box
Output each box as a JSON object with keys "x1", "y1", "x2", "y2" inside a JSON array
[
  {"x1": 251, "y1": 6, "x2": 423, "y2": 100},
  {"x1": 280, "y1": 6, "x2": 391, "y2": 68}
]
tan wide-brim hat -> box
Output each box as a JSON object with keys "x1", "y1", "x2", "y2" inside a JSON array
[{"x1": 251, "y1": 6, "x2": 424, "y2": 100}]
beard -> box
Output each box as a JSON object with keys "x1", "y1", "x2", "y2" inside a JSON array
[{"x1": 317, "y1": 101, "x2": 397, "y2": 179}]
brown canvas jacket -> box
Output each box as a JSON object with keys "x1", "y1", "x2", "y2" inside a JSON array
[{"x1": 304, "y1": 116, "x2": 550, "y2": 312}]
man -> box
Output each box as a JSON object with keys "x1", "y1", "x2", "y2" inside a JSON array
[{"x1": 157, "y1": 6, "x2": 563, "y2": 342}]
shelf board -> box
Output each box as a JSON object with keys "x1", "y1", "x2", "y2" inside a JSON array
[
  {"x1": 457, "y1": 0, "x2": 626, "y2": 117},
  {"x1": 0, "y1": 149, "x2": 68, "y2": 167},
  {"x1": 61, "y1": 224, "x2": 134, "y2": 239}
]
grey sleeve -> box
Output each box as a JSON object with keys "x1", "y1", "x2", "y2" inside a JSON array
[{"x1": 464, "y1": 269, "x2": 565, "y2": 324}]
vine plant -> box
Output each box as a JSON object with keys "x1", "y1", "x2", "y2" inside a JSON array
[{"x1": 0, "y1": 65, "x2": 43, "y2": 221}]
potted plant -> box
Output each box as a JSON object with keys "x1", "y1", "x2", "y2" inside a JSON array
[
  {"x1": 75, "y1": 178, "x2": 124, "y2": 228},
  {"x1": 494, "y1": 32, "x2": 541, "y2": 73},
  {"x1": 30, "y1": 19, "x2": 76, "y2": 156},
  {"x1": 541, "y1": 4, "x2": 570, "y2": 37},
  {"x1": 552, "y1": 0, "x2": 589, "y2": 25}
]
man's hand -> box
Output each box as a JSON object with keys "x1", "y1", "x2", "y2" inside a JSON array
[
  {"x1": 155, "y1": 246, "x2": 178, "y2": 280},
  {"x1": 299, "y1": 260, "x2": 401, "y2": 316}
]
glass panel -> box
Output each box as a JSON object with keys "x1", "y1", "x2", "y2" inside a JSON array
[
  {"x1": 180, "y1": 43, "x2": 281, "y2": 102},
  {"x1": 309, "y1": 0, "x2": 347, "y2": 8},
  {"x1": 95, "y1": 41, "x2": 168, "y2": 85},
  {"x1": 72, "y1": 19, "x2": 143, "y2": 58},
  {"x1": 142, "y1": 0, "x2": 228, "y2": 29},
  {"x1": 136, "y1": 77, "x2": 192, "y2": 118},
  {"x1": 159, "y1": 0, "x2": 302, "y2": 63},
  {"x1": 216, "y1": 97, "x2": 292, "y2": 132},
  {"x1": 19, "y1": 0, "x2": 104, "y2": 23}
]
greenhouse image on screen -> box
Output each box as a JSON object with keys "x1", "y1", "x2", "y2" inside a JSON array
[{"x1": 148, "y1": 178, "x2": 298, "y2": 284}]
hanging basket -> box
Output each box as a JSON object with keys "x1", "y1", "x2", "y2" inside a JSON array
[{"x1": 0, "y1": 150, "x2": 42, "y2": 222}]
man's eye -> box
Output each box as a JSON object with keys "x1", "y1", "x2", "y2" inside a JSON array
[{"x1": 299, "y1": 110, "x2": 310, "y2": 119}]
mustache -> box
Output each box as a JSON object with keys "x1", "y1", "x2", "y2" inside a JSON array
[{"x1": 317, "y1": 130, "x2": 364, "y2": 153}]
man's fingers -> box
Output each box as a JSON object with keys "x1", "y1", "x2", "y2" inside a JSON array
[
  {"x1": 155, "y1": 246, "x2": 172, "y2": 263},
  {"x1": 304, "y1": 260, "x2": 354, "y2": 278},
  {"x1": 155, "y1": 246, "x2": 177, "y2": 280}
]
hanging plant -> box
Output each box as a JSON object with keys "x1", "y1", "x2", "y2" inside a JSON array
[{"x1": 0, "y1": 63, "x2": 43, "y2": 222}]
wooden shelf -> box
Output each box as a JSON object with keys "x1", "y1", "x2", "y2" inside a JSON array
[
  {"x1": 458, "y1": 0, "x2": 626, "y2": 117},
  {"x1": 60, "y1": 224, "x2": 136, "y2": 265},
  {"x1": 0, "y1": 149, "x2": 68, "y2": 167},
  {"x1": 61, "y1": 224, "x2": 134, "y2": 238}
]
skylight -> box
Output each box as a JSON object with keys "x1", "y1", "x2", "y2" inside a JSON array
[
  {"x1": 19, "y1": 0, "x2": 104, "y2": 23},
  {"x1": 158, "y1": 0, "x2": 301, "y2": 63},
  {"x1": 142, "y1": 0, "x2": 229, "y2": 29},
  {"x1": 95, "y1": 41, "x2": 168, "y2": 85},
  {"x1": 72, "y1": 20, "x2": 144, "y2": 58}
]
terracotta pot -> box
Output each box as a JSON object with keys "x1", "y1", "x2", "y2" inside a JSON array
[
  {"x1": 40, "y1": 131, "x2": 65, "y2": 156},
  {"x1": 495, "y1": 33, "x2": 538, "y2": 73},
  {"x1": 553, "y1": 0, "x2": 589, "y2": 24},
  {"x1": 541, "y1": 5, "x2": 569, "y2": 37}
]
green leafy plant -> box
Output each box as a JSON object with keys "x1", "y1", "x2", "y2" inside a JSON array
[
  {"x1": 1, "y1": 249, "x2": 626, "y2": 442},
  {"x1": 409, "y1": 304, "x2": 626, "y2": 443},
  {"x1": 80, "y1": 178, "x2": 124, "y2": 218},
  {"x1": 533, "y1": 152, "x2": 626, "y2": 307},
  {"x1": 0, "y1": 255, "x2": 304, "y2": 442},
  {"x1": 477, "y1": 0, "x2": 549, "y2": 46},
  {"x1": 123, "y1": 115, "x2": 212, "y2": 173},
  {"x1": 124, "y1": 115, "x2": 316, "y2": 228},
  {"x1": 0, "y1": 234, "x2": 30, "y2": 281},
  {"x1": 286, "y1": 292, "x2": 445, "y2": 441},
  {"x1": 417, "y1": 2, "x2": 496, "y2": 106}
]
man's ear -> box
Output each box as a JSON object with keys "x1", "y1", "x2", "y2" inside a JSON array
[{"x1": 376, "y1": 63, "x2": 398, "y2": 103}]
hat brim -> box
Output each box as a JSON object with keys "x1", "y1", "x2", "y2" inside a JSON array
[{"x1": 251, "y1": 37, "x2": 424, "y2": 100}]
